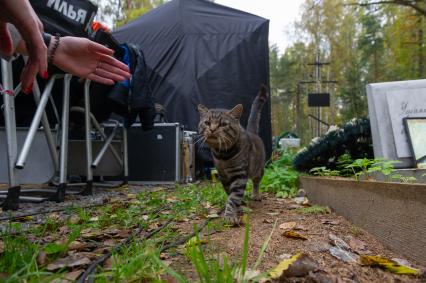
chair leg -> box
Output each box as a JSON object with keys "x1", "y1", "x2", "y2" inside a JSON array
[
  {"x1": 56, "y1": 74, "x2": 72, "y2": 202},
  {"x1": 1, "y1": 59, "x2": 20, "y2": 210},
  {"x1": 83, "y1": 80, "x2": 93, "y2": 195},
  {"x1": 122, "y1": 126, "x2": 129, "y2": 184}
]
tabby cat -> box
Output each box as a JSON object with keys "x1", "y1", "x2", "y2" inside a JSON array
[{"x1": 197, "y1": 85, "x2": 268, "y2": 225}]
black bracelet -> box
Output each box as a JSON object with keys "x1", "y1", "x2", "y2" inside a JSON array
[
  {"x1": 42, "y1": 32, "x2": 51, "y2": 47},
  {"x1": 48, "y1": 33, "x2": 61, "y2": 64}
]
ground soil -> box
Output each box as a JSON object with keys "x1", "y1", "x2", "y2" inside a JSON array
[
  {"x1": 169, "y1": 196, "x2": 426, "y2": 283},
  {"x1": 1, "y1": 184, "x2": 425, "y2": 282}
]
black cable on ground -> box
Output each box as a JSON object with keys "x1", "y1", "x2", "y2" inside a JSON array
[
  {"x1": 160, "y1": 208, "x2": 225, "y2": 253},
  {"x1": 0, "y1": 202, "x2": 107, "y2": 222},
  {"x1": 77, "y1": 218, "x2": 174, "y2": 283}
]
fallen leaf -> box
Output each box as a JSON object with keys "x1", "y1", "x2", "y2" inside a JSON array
[
  {"x1": 263, "y1": 219, "x2": 274, "y2": 224},
  {"x1": 103, "y1": 239, "x2": 116, "y2": 247},
  {"x1": 269, "y1": 253, "x2": 319, "y2": 279},
  {"x1": 293, "y1": 225, "x2": 308, "y2": 231},
  {"x1": 115, "y1": 229, "x2": 131, "y2": 238},
  {"x1": 76, "y1": 252, "x2": 99, "y2": 260},
  {"x1": 288, "y1": 204, "x2": 302, "y2": 210},
  {"x1": 149, "y1": 222, "x2": 159, "y2": 230},
  {"x1": 329, "y1": 246, "x2": 359, "y2": 263},
  {"x1": 392, "y1": 258, "x2": 413, "y2": 268},
  {"x1": 207, "y1": 213, "x2": 219, "y2": 219},
  {"x1": 64, "y1": 269, "x2": 84, "y2": 281},
  {"x1": 142, "y1": 215, "x2": 149, "y2": 221},
  {"x1": 58, "y1": 226, "x2": 70, "y2": 235},
  {"x1": 68, "y1": 241, "x2": 87, "y2": 251},
  {"x1": 277, "y1": 253, "x2": 292, "y2": 261},
  {"x1": 307, "y1": 270, "x2": 341, "y2": 283},
  {"x1": 293, "y1": 197, "x2": 309, "y2": 205},
  {"x1": 283, "y1": 231, "x2": 308, "y2": 240},
  {"x1": 81, "y1": 228, "x2": 104, "y2": 239},
  {"x1": 16, "y1": 215, "x2": 33, "y2": 222},
  {"x1": 47, "y1": 255, "x2": 91, "y2": 271},
  {"x1": 160, "y1": 253, "x2": 169, "y2": 260},
  {"x1": 37, "y1": 251, "x2": 47, "y2": 266},
  {"x1": 89, "y1": 216, "x2": 99, "y2": 222},
  {"x1": 103, "y1": 257, "x2": 114, "y2": 270},
  {"x1": 93, "y1": 247, "x2": 110, "y2": 254},
  {"x1": 359, "y1": 255, "x2": 420, "y2": 275},
  {"x1": 321, "y1": 219, "x2": 340, "y2": 225},
  {"x1": 69, "y1": 215, "x2": 80, "y2": 224},
  {"x1": 48, "y1": 213, "x2": 61, "y2": 221},
  {"x1": 349, "y1": 238, "x2": 367, "y2": 253},
  {"x1": 126, "y1": 194, "x2": 137, "y2": 199},
  {"x1": 0, "y1": 241, "x2": 4, "y2": 254},
  {"x1": 279, "y1": 222, "x2": 297, "y2": 230},
  {"x1": 329, "y1": 233, "x2": 351, "y2": 251},
  {"x1": 266, "y1": 212, "x2": 280, "y2": 216}
]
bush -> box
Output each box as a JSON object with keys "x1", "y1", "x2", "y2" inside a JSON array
[{"x1": 261, "y1": 149, "x2": 299, "y2": 198}]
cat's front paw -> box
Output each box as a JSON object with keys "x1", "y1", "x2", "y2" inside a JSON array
[
  {"x1": 224, "y1": 204, "x2": 242, "y2": 226},
  {"x1": 224, "y1": 213, "x2": 242, "y2": 226}
]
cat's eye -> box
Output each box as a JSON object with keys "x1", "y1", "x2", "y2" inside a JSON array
[
  {"x1": 221, "y1": 122, "x2": 228, "y2": 126},
  {"x1": 205, "y1": 121, "x2": 210, "y2": 126}
]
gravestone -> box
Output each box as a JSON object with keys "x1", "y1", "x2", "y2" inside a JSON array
[{"x1": 367, "y1": 79, "x2": 426, "y2": 168}]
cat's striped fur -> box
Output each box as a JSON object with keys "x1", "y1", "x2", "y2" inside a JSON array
[{"x1": 197, "y1": 85, "x2": 268, "y2": 225}]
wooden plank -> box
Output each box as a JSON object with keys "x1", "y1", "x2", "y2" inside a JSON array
[{"x1": 300, "y1": 176, "x2": 426, "y2": 265}]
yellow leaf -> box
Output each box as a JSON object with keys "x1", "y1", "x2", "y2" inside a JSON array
[
  {"x1": 269, "y1": 253, "x2": 301, "y2": 279},
  {"x1": 359, "y1": 255, "x2": 420, "y2": 276},
  {"x1": 126, "y1": 194, "x2": 137, "y2": 199},
  {"x1": 283, "y1": 230, "x2": 308, "y2": 240},
  {"x1": 185, "y1": 236, "x2": 208, "y2": 248},
  {"x1": 279, "y1": 222, "x2": 297, "y2": 230}
]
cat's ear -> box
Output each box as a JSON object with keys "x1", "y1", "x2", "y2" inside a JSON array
[
  {"x1": 228, "y1": 104, "x2": 243, "y2": 120},
  {"x1": 198, "y1": 104, "x2": 209, "y2": 116}
]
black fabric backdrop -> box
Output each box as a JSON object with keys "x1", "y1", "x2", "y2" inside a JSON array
[{"x1": 113, "y1": 0, "x2": 272, "y2": 158}]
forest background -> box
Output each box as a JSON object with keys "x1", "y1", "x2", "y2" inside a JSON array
[{"x1": 93, "y1": 0, "x2": 426, "y2": 145}]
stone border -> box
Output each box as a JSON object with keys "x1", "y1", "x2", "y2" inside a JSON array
[{"x1": 300, "y1": 176, "x2": 426, "y2": 265}]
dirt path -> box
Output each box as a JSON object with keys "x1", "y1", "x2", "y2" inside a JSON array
[{"x1": 169, "y1": 196, "x2": 425, "y2": 283}]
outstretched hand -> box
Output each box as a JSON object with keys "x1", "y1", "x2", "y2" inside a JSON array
[{"x1": 52, "y1": 36, "x2": 131, "y2": 85}]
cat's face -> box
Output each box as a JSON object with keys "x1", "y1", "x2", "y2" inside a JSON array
[{"x1": 197, "y1": 104, "x2": 243, "y2": 151}]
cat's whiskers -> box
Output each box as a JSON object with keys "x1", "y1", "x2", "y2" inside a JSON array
[{"x1": 221, "y1": 135, "x2": 232, "y2": 150}]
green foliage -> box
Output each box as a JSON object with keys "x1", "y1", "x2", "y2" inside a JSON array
[
  {"x1": 346, "y1": 158, "x2": 401, "y2": 181},
  {"x1": 309, "y1": 166, "x2": 341, "y2": 177},
  {"x1": 296, "y1": 205, "x2": 330, "y2": 215},
  {"x1": 261, "y1": 150, "x2": 299, "y2": 198}
]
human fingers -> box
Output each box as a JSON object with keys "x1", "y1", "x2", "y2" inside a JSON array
[
  {"x1": 20, "y1": 58, "x2": 38, "y2": 93},
  {"x1": 98, "y1": 59, "x2": 131, "y2": 79},
  {"x1": 94, "y1": 66, "x2": 127, "y2": 82},
  {"x1": 99, "y1": 54, "x2": 131, "y2": 76},
  {"x1": 87, "y1": 40, "x2": 114, "y2": 56},
  {"x1": 86, "y1": 73, "x2": 115, "y2": 85},
  {"x1": 0, "y1": 22, "x2": 13, "y2": 56}
]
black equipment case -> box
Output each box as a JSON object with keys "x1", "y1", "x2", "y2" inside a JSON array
[{"x1": 128, "y1": 123, "x2": 183, "y2": 184}]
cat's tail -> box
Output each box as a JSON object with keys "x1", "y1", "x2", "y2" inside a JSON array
[{"x1": 246, "y1": 84, "x2": 268, "y2": 134}]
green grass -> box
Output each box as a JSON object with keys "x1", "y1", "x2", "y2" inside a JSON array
[
  {"x1": 0, "y1": 183, "x2": 230, "y2": 282},
  {"x1": 296, "y1": 205, "x2": 330, "y2": 215}
]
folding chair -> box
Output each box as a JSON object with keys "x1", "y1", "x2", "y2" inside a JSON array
[{"x1": 1, "y1": 57, "x2": 128, "y2": 210}]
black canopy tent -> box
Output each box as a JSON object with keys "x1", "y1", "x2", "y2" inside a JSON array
[{"x1": 113, "y1": 0, "x2": 272, "y2": 158}]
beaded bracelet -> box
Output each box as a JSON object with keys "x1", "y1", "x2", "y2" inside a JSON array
[{"x1": 48, "y1": 34, "x2": 61, "y2": 64}]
